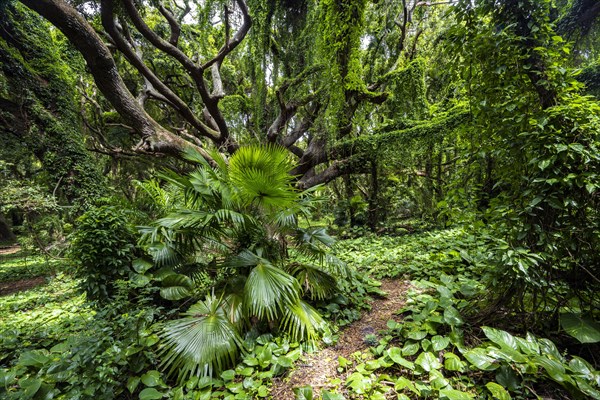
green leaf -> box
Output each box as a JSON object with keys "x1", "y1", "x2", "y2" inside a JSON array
[
  {"x1": 133, "y1": 258, "x2": 153, "y2": 273},
  {"x1": 139, "y1": 387, "x2": 163, "y2": 400},
  {"x1": 407, "y1": 330, "x2": 428, "y2": 340},
  {"x1": 514, "y1": 333, "x2": 539, "y2": 355},
  {"x1": 431, "y1": 335, "x2": 451, "y2": 351},
  {"x1": 395, "y1": 376, "x2": 418, "y2": 394},
  {"x1": 443, "y1": 306, "x2": 463, "y2": 327},
  {"x1": 443, "y1": 352, "x2": 466, "y2": 372},
  {"x1": 161, "y1": 295, "x2": 243, "y2": 380},
  {"x1": 463, "y1": 348, "x2": 497, "y2": 371},
  {"x1": 486, "y1": 346, "x2": 527, "y2": 363},
  {"x1": 482, "y1": 327, "x2": 518, "y2": 350},
  {"x1": 19, "y1": 351, "x2": 49, "y2": 368},
  {"x1": 560, "y1": 313, "x2": 600, "y2": 344},
  {"x1": 402, "y1": 341, "x2": 420, "y2": 356},
  {"x1": 387, "y1": 347, "x2": 415, "y2": 370},
  {"x1": 277, "y1": 356, "x2": 293, "y2": 368},
  {"x1": 569, "y1": 356, "x2": 594, "y2": 378},
  {"x1": 486, "y1": 382, "x2": 511, "y2": 400},
  {"x1": 346, "y1": 371, "x2": 372, "y2": 394},
  {"x1": 128, "y1": 377, "x2": 141, "y2": 394},
  {"x1": 141, "y1": 370, "x2": 163, "y2": 387},
  {"x1": 576, "y1": 380, "x2": 600, "y2": 399},
  {"x1": 257, "y1": 385, "x2": 269, "y2": 397},
  {"x1": 321, "y1": 391, "x2": 346, "y2": 400},
  {"x1": 415, "y1": 352, "x2": 442, "y2": 372},
  {"x1": 293, "y1": 386, "x2": 313, "y2": 400},
  {"x1": 496, "y1": 365, "x2": 520, "y2": 391},
  {"x1": 160, "y1": 273, "x2": 194, "y2": 300},
  {"x1": 439, "y1": 388, "x2": 475, "y2": 400},
  {"x1": 245, "y1": 263, "x2": 300, "y2": 321},
  {"x1": 535, "y1": 356, "x2": 572, "y2": 384},
  {"x1": 19, "y1": 377, "x2": 42, "y2": 399},
  {"x1": 221, "y1": 370, "x2": 236, "y2": 381},
  {"x1": 429, "y1": 369, "x2": 449, "y2": 390}
]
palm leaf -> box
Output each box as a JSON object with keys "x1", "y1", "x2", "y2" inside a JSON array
[
  {"x1": 160, "y1": 295, "x2": 243, "y2": 380},
  {"x1": 228, "y1": 145, "x2": 297, "y2": 210},
  {"x1": 291, "y1": 264, "x2": 338, "y2": 300},
  {"x1": 244, "y1": 262, "x2": 300, "y2": 321},
  {"x1": 280, "y1": 299, "x2": 327, "y2": 341}
]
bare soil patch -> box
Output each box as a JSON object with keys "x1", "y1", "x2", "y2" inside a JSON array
[
  {"x1": 271, "y1": 279, "x2": 411, "y2": 399},
  {"x1": 0, "y1": 276, "x2": 46, "y2": 296},
  {"x1": 0, "y1": 245, "x2": 21, "y2": 255}
]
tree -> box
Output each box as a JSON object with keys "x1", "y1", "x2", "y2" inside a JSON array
[
  {"x1": 17, "y1": 0, "x2": 459, "y2": 190},
  {"x1": 450, "y1": 0, "x2": 600, "y2": 320},
  {"x1": 139, "y1": 144, "x2": 345, "y2": 379}
]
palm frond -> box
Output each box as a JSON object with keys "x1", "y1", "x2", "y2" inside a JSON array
[
  {"x1": 280, "y1": 299, "x2": 327, "y2": 342},
  {"x1": 244, "y1": 262, "x2": 300, "y2": 321},
  {"x1": 160, "y1": 295, "x2": 243, "y2": 380},
  {"x1": 291, "y1": 264, "x2": 338, "y2": 301},
  {"x1": 223, "y1": 250, "x2": 264, "y2": 268},
  {"x1": 223, "y1": 292, "x2": 245, "y2": 327},
  {"x1": 228, "y1": 145, "x2": 297, "y2": 210}
]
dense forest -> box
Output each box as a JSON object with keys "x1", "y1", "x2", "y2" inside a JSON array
[{"x1": 1, "y1": 0, "x2": 600, "y2": 398}]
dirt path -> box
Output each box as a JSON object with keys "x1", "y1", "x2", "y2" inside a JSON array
[
  {"x1": 0, "y1": 276, "x2": 46, "y2": 296},
  {"x1": 271, "y1": 279, "x2": 411, "y2": 399},
  {"x1": 0, "y1": 245, "x2": 21, "y2": 255}
]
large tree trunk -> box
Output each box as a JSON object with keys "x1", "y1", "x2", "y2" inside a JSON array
[
  {"x1": 19, "y1": 0, "x2": 207, "y2": 159},
  {"x1": 0, "y1": 215, "x2": 16, "y2": 243}
]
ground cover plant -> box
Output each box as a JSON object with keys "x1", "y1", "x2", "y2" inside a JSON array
[
  {"x1": 291, "y1": 229, "x2": 600, "y2": 399},
  {"x1": 2, "y1": 0, "x2": 600, "y2": 398}
]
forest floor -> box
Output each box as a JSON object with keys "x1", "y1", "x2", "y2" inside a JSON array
[
  {"x1": 271, "y1": 279, "x2": 412, "y2": 399},
  {"x1": 0, "y1": 246, "x2": 51, "y2": 295}
]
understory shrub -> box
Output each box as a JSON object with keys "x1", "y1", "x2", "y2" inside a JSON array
[{"x1": 69, "y1": 205, "x2": 138, "y2": 301}]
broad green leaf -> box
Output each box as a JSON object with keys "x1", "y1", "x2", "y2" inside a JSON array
[
  {"x1": 139, "y1": 387, "x2": 163, "y2": 400},
  {"x1": 429, "y1": 369, "x2": 449, "y2": 390},
  {"x1": 538, "y1": 339, "x2": 563, "y2": 361},
  {"x1": 257, "y1": 385, "x2": 269, "y2": 397},
  {"x1": 141, "y1": 370, "x2": 163, "y2": 387},
  {"x1": 577, "y1": 380, "x2": 600, "y2": 399},
  {"x1": 321, "y1": 391, "x2": 346, "y2": 400},
  {"x1": 515, "y1": 333, "x2": 539, "y2": 355},
  {"x1": 534, "y1": 356, "x2": 572, "y2": 384},
  {"x1": 387, "y1": 347, "x2": 415, "y2": 370},
  {"x1": 482, "y1": 327, "x2": 518, "y2": 350},
  {"x1": 486, "y1": 382, "x2": 511, "y2": 400},
  {"x1": 486, "y1": 346, "x2": 527, "y2": 363},
  {"x1": 560, "y1": 313, "x2": 600, "y2": 344},
  {"x1": 277, "y1": 356, "x2": 293, "y2": 368},
  {"x1": 443, "y1": 307, "x2": 463, "y2": 327},
  {"x1": 395, "y1": 377, "x2": 418, "y2": 394},
  {"x1": 496, "y1": 365, "x2": 521, "y2": 391},
  {"x1": 463, "y1": 348, "x2": 497, "y2": 371},
  {"x1": 443, "y1": 352, "x2": 466, "y2": 372},
  {"x1": 346, "y1": 372, "x2": 371, "y2": 394},
  {"x1": 432, "y1": 335, "x2": 451, "y2": 351},
  {"x1": 127, "y1": 377, "x2": 141, "y2": 394},
  {"x1": 401, "y1": 341, "x2": 420, "y2": 356},
  {"x1": 407, "y1": 330, "x2": 427, "y2": 340},
  {"x1": 439, "y1": 388, "x2": 475, "y2": 400},
  {"x1": 133, "y1": 258, "x2": 153, "y2": 273},
  {"x1": 19, "y1": 351, "x2": 49, "y2": 368},
  {"x1": 569, "y1": 356, "x2": 594, "y2": 378},
  {"x1": 415, "y1": 352, "x2": 442, "y2": 372},
  {"x1": 19, "y1": 377, "x2": 42, "y2": 399},
  {"x1": 293, "y1": 386, "x2": 313, "y2": 400},
  {"x1": 221, "y1": 370, "x2": 236, "y2": 381}
]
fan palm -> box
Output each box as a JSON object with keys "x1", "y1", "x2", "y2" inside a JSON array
[{"x1": 140, "y1": 144, "x2": 346, "y2": 381}]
